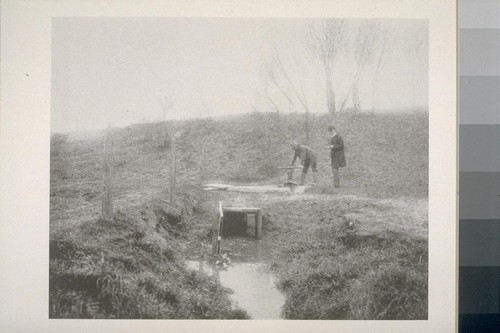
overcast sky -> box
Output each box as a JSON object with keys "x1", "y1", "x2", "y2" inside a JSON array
[{"x1": 51, "y1": 18, "x2": 428, "y2": 133}]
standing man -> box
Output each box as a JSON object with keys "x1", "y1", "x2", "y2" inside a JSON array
[
  {"x1": 290, "y1": 142, "x2": 318, "y2": 185},
  {"x1": 328, "y1": 125, "x2": 346, "y2": 187}
]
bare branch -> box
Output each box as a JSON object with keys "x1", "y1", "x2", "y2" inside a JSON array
[
  {"x1": 307, "y1": 19, "x2": 348, "y2": 115},
  {"x1": 257, "y1": 89, "x2": 281, "y2": 113},
  {"x1": 346, "y1": 21, "x2": 381, "y2": 111},
  {"x1": 266, "y1": 58, "x2": 296, "y2": 107},
  {"x1": 273, "y1": 48, "x2": 307, "y2": 109}
]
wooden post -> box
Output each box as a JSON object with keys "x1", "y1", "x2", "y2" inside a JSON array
[
  {"x1": 102, "y1": 124, "x2": 113, "y2": 220},
  {"x1": 256, "y1": 210, "x2": 262, "y2": 240},
  {"x1": 211, "y1": 216, "x2": 219, "y2": 255},
  {"x1": 216, "y1": 202, "x2": 224, "y2": 254},
  {"x1": 169, "y1": 133, "x2": 176, "y2": 203},
  {"x1": 212, "y1": 202, "x2": 223, "y2": 255}
]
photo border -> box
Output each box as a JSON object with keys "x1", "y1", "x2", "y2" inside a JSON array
[{"x1": 0, "y1": 1, "x2": 457, "y2": 332}]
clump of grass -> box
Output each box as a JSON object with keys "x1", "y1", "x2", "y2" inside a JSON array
[
  {"x1": 275, "y1": 231, "x2": 427, "y2": 319},
  {"x1": 267, "y1": 197, "x2": 427, "y2": 320},
  {"x1": 348, "y1": 263, "x2": 427, "y2": 319},
  {"x1": 50, "y1": 200, "x2": 249, "y2": 319}
]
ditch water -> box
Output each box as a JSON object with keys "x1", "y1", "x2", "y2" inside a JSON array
[{"x1": 185, "y1": 238, "x2": 285, "y2": 319}]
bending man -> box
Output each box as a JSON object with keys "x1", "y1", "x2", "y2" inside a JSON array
[{"x1": 290, "y1": 142, "x2": 318, "y2": 186}]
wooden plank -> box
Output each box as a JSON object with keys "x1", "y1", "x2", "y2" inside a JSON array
[
  {"x1": 278, "y1": 166, "x2": 303, "y2": 170},
  {"x1": 211, "y1": 215, "x2": 219, "y2": 255},
  {"x1": 223, "y1": 207, "x2": 261, "y2": 213}
]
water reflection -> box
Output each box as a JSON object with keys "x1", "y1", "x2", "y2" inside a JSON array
[{"x1": 185, "y1": 239, "x2": 285, "y2": 319}]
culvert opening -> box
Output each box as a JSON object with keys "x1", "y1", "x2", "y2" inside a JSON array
[
  {"x1": 221, "y1": 207, "x2": 263, "y2": 239},
  {"x1": 223, "y1": 212, "x2": 258, "y2": 237}
]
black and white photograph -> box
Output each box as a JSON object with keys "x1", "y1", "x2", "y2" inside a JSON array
[
  {"x1": 0, "y1": 0, "x2": 457, "y2": 331},
  {"x1": 49, "y1": 17, "x2": 429, "y2": 320}
]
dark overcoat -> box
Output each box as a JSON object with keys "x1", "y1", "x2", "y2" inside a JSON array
[{"x1": 329, "y1": 134, "x2": 346, "y2": 168}]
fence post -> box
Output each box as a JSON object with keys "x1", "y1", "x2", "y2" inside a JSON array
[
  {"x1": 215, "y1": 202, "x2": 224, "y2": 255},
  {"x1": 169, "y1": 133, "x2": 176, "y2": 203},
  {"x1": 102, "y1": 124, "x2": 113, "y2": 220}
]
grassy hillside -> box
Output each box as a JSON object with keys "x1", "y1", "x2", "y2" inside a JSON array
[
  {"x1": 175, "y1": 110, "x2": 428, "y2": 198},
  {"x1": 51, "y1": 110, "x2": 427, "y2": 226},
  {"x1": 188, "y1": 189, "x2": 428, "y2": 320},
  {"x1": 50, "y1": 110, "x2": 428, "y2": 319},
  {"x1": 267, "y1": 195, "x2": 427, "y2": 319}
]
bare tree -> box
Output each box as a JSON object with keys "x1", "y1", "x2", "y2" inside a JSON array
[
  {"x1": 258, "y1": 87, "x2": 281, "y2": 114},
  {"x1": 266, "y1": 48, "x2": 312, "y2": 144},
  {"x1": 353, "y1": 21, "x2": 379, "y2": 111},
  {"x1": 307, "y1": 19, "x2": 347, "y2": 116},
  {"x1": 338, "y1": 21, "x2": 379, "y2": 112}
]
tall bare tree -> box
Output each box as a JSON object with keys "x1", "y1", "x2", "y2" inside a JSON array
[
  {"x1": 266, "y1": 48, "x2": 312, "y2": 144},
  {"x1": 307, "y1": 19, "x2": 347, "y2": 116},
  {"x1": 353, "y1": 21, "x2": 379, "y2": 111},
  {"x1": 338, "y1": 21, "x2": 379, "y2": 112}
]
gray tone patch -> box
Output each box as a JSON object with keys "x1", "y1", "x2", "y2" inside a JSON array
[
  {"x1": 460, "y1": 125, "x2": 500, "y2": 171},
  {"x1": 459, "y1": 172, "x2": 500, "y2": 219},
  {"x1": 460, "y1": 76, "x2": 500, "y2": 124},
  {"x1": 459, "y1": 266, "x2": 500, "y2": 314},
  {"x1": 460, "y1": 0, "x2": 500, "y2": 29},
  {"x1": 460, "y1": 29, "x2": 500, "y2": 76},
  {"x1": 460, "y1": 219, "x2": 500, "y2": 266}
]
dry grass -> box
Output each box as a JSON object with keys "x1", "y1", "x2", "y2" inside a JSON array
[
  {"x1": 258, "y1": 195, "x2": 427, "y2": 319},
  {"x1": 50, "y1": 110, "x2": 428, "y2": 319},
  {"x1": 50, "y1": 194, "x2": 249, "y2": 319}
]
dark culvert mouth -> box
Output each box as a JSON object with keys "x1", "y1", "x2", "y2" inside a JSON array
[
  {"x1": 221, "y1": 211, "x2": 262, "y2": 238},
  {"x1": 223, "y1": 211, "x2": 249, "y2": 237}
]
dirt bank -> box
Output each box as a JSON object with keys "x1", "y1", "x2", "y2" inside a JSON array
[
  {"x1": 182, "y1": 186, "x2": 428, "y2": 319},
  {"x1": 49, "y1": 191, "x2": 249, "y2": 319},
  {"x1": 50, "y1": 111, "x2": 428, "y2": 319}
]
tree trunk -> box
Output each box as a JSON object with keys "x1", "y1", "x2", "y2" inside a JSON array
[{"x1": 324, "y1": 60, "x2": 336, "y2": 116}]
